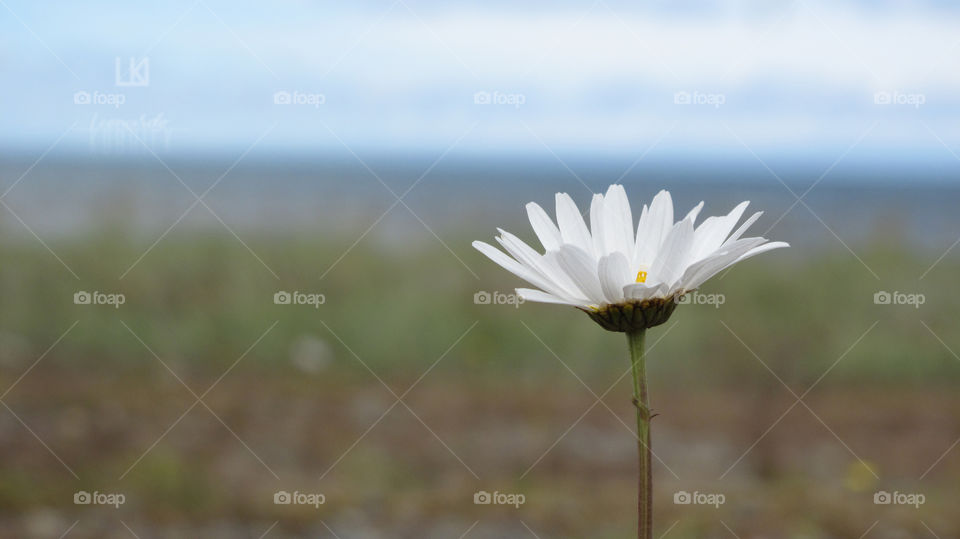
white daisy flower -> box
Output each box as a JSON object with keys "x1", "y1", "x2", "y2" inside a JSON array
[{"x1": 472, "y1": 184, "x2": 788, "y2": 331}]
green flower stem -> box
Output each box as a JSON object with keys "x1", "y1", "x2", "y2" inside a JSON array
[{"x1": 627, "y1": 329, "x2": 652, "y2": 539}]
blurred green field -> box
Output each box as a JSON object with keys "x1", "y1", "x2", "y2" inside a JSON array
[
  {"x1": 1, "y1": 223, "x2": 956, "y2": 381},
  {"x1": 0, "y1": 225, "x2": 958, "y2": 538}
]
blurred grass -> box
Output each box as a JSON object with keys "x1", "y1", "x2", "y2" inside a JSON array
[
  {"x1": 0, "y1": 223, "x2": 958, "y2": 537},
  {"x1": 1, "y1": 224, "x2": 956, "y2": 384}
]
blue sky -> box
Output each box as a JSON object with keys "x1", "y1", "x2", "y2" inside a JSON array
[{"x1": 1, "y1": 0, "x2": 959, "y2": 166}]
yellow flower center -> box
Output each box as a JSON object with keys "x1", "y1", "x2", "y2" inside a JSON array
[{"x1": 635, "y1": 268, "x2": 648, "y2": 283}]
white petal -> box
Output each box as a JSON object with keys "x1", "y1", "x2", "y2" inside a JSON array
[
  {"x1": 680, "y1": 238, "x2": 788, "y2": 293},
  {"x1": 598, "y1": 252, "x2": 632, "y2": 304},
  {"x1": 556, "y1": 244, "x2": 605, "y2": 304},
  {"x1": 690, "y1": 201, "x2": 750, "y2": 261},
  {"x1": 726, "y1": 211, "x2": 763, "y2": 244},
  {"x1": 472, "y1": 240, "x2": 572, "y2": 300},
  {"x1": 589, "y1": 193, "x2": 605, "y2": 257},
  {"x1": 496, "y1": 228, "x2": 545, "y2": 271},
  {"x1": 634, "y1": 190, "x2": 673, "y2": 267},
  {"x1": 540, "y1": 251, "x2": 588, "y2": 301},
  {"x1": 736, "y1": 241, "x2": 790, "y2": 263},
  {"x1": 555, "y1": 193, "x2": 594, "y2": 256},
  {"x1": 496, "y1": 230, "x2": 582, "y2": 300},
  {"x1": 516, "y1": 288, "x2": 584, "y2": 307},
  {"x1": 649, "y1": 190, "x2": 674, "y2": 246},
  {"x1": 649, "y1": 217, "x2": 695, "y2": 287},
  {"x1": 601, "y1": 184, "x2": 634, "y2": 258},
  {"x1": 623, "y1": 281, "x2": 670, "y2": 301},
  {"x1": 632, "y1": 204, "x2": 650, "y2": 265},
  {"x1": 526, "y1": 202, "x2": 562, "y2": 252},
  {"x1": 684, "y1": 201, "x2": 705, "y2": 225},
  {"x1": 678, "y1": 237, "x2": 768, "y2": 290},
  {"x1": 473, "y1": 240, "x2": 527, "y2": 277}
]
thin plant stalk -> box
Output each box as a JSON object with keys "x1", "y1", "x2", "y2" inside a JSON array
[{"x1": 627, "y1": 330, "x2": 652, "y2": 539}]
